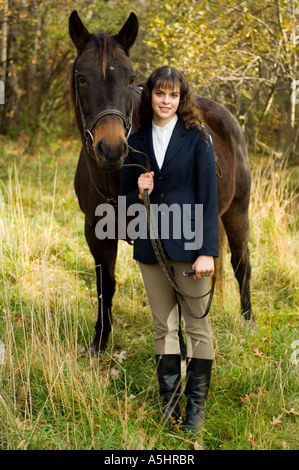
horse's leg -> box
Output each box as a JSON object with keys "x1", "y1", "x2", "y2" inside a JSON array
[
  {"x1": 221, "y1": 200, "x2": 253, "y2": 321},
  {"x1": 85, "y1": 219, "x2": 118, "y2": 355}
]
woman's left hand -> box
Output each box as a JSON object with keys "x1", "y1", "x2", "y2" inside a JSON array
[{"x1": 192, "y1": 255, "x2": 214, "y2": 279}]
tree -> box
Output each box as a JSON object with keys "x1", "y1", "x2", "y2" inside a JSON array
[
  {"x1": 142, "y1": 0, "x2": 298, "y2": 161},
  {"x1": 0, "y1": 0, "x2": 297, "y2": 161},
  {"x1": 0, "y1": 0, "x2": 9, "y2": 127}
]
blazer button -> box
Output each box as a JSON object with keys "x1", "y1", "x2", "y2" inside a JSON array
[{"x1": 161, "y1": 193, "x2": 164, "y2": 198}]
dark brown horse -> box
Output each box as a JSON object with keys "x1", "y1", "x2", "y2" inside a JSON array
[{"x1": 69, "y1": 11, "x2": 253, "y2": 356}]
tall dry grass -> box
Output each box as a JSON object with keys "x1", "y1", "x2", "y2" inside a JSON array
[{"x1": 0, "y1": 139, "x2": 298, "y2": 450}]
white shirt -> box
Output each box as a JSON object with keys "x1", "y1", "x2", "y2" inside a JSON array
[{"x1": 152, "y1": 115, "x2": 178, "y2": 169}]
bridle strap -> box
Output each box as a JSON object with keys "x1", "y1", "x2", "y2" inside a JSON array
[
  {"x1": 74, "y1": 70, "x2": 133, "y2": 156},
  {"x1": 89, "y1": 109, "x2": 129, "y2": 133}
]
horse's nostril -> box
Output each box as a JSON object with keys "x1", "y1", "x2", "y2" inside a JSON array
[
  {"x1": 95, "y1": 138, "x2": 106, "y2": 158},
  {"x1": 95, "y1": 138, "x2": 128, "y2": 160}
]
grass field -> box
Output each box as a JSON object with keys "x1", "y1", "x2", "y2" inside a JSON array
[{"x1": 0, "y1": 135, "x2": 298, "y2": 450}]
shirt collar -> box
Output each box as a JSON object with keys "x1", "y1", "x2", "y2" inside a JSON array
[{"x1": 152, "y1": 114, "x2": 178, "y2": 134}]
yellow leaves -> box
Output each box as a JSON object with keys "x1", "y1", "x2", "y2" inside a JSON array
[
  {"x1": 240, "y1": 388, "x2": 264, "y2": 404},
  {"x1": 76, "y1": 344, "x2": 86, "y2": 359},
  {"x1": 253, "y1": 347, "x2": 265, "y2": 357},
  {"x1": 113, "y1": 350, "x2": 127, "y2": 364},
  {"x1": 240, "y1": 387, "x2": 299, "y2": 436},
  {"x1": 240, "y1": 393, "x2": 253, "y2": 404},
  {"x1": 87, "y1": 348, "x2": 127, "y2": 384},
  {"x1": 110, "y1": 368, "x2": 121, "y2": 380},
  {"x1": 282, "y1": 21, "x2": 292, "y2": 32},
  {"x1": 89, "y1": 356, "x2": 100, "y2": 367},
  {"x1": 17, "y1": 385, "x2": 30, "y2": 409},
  {"x1": 240, "y1": 386, "x2": 296, "y2": 439},
  {"x1": 248, "y1": 412, "x2": 285, "y2": 450},
  {"x1": 15, "y1": 417, "x2": 31, "y2": 432},
  {"x1": 248, "y1": 432, "x2": 257, "y2": 450},
  {"x1": 271, "y1": 414, "x2": 283, "y2": 426},
  {"x1": 270, "y1": 409, "x2": 298, "y2": 426}
]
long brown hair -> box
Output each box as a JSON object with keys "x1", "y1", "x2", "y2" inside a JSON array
[{"x1": 138, "y1": 66, "x2": 206, "y2": 137}]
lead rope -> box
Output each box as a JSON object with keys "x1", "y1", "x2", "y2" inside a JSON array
[{"x1": 124, "y1": 146, "x2": 215, "y2": 319}]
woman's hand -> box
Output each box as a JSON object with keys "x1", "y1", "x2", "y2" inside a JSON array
[
  {"x1": 192, "y1": 255, "x2": 214, "y2": 279},
  {"x1": 138, "y1": 171, "x2": 154, "y2": 200}
]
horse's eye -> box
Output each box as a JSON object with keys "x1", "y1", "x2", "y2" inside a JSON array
[
  {"x1": 129, "y1": 75, "x2": 135, "y2": 87},
  {"x1": 79, "y1": 76, "x2": 87, "y2": 86}
]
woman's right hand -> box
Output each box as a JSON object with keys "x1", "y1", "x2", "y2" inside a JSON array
[{"x1": 138, "y1": 171, "x2": 154, "y2": 200}]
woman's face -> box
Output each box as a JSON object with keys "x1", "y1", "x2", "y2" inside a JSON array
[{"x1": 151, "y1": 85, "x2": 180, "y2": 126}]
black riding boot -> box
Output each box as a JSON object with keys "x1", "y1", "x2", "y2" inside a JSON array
[
  {"x1": 156, "y1": 354, "x2": 181, "y2": 425},
  {"x1": 185, "y1": 358, "x2": 212, "y2": 432}
]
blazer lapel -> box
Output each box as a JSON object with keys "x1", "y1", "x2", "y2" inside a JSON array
[
  {"x1": 137, "y1": 120, "x2": 188, "y2": 173},
  {"x1": 141, "y1": 126, "x2": 161, "y2": 172},
  {"x1": 161, "y1": 119, "x2": 188, "y2": 170}
]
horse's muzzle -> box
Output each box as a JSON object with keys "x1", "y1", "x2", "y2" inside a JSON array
[{"x1": 94, "y1": 138, "x2": 128, "y2": 171}]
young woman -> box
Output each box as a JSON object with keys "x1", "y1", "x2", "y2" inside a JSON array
[{"x1": 120, "y1": 66, "x2": 219, "y2": 432}]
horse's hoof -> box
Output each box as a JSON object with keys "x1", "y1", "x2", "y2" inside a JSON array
[
  {"x1": 89, "y1": 337, "x2": 108, "y2": 357},
  {"x1": 89, "y1": 341, "x2": 99, "y2": 357},
  {"x1": 242, "y1": 310, "x2": 255, "y2": 324}
]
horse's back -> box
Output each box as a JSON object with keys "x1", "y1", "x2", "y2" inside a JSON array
[
  {"x1": 196, "y1": 96, "x2": 248, "y2": 164},
  {"x1": 196, "y1": 96, "x2": 251, "y2": 214}
]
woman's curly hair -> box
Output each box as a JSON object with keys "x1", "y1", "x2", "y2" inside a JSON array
[{"x1": 138, "y1": 66, "x2": 207, "y2": 139}]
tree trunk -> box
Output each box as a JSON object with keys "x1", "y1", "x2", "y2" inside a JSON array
[{"x1": 0, "y1": 0, "x2": 9, "y2": 131}]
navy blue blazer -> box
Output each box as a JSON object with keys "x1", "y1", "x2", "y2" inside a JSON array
[{"x1": 120, "y1": 118, "x2": 219, "y2": 264}]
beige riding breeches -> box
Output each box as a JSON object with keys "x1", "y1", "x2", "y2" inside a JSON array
[{"x1": 139, "y1": 259, "x2": 214, "y2": 360}]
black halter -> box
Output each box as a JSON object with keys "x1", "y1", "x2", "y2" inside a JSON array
[{"x1": 73, "y1": 48, "x2": 133, "y2": 156}]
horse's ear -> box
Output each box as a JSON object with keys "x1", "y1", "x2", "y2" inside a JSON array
[
  {"x1": 69, "y1": 11, "x2": 91, "y2": 52},
  {"x1": 115, "y1": 12, "x2": 138, "y2": 54}
]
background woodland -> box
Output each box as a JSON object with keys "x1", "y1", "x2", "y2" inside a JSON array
[{"x1": 0, "y1": 0, "x2": 298, "y2": 162}]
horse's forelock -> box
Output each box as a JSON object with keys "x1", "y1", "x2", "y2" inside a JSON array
[
  {"x1": 70, "y1": 31, "x2": 129, "y2": 103},
  {"x1": 93, "y1": 33, "x2": 118, "y2": 77},
  {"x1": 72, "y1": 31, "x2": 127, "y2": 81}
]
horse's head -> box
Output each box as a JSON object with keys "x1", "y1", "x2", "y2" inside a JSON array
[{"x1": 69, "y1": 11, "x2": 138, "y2": 172}]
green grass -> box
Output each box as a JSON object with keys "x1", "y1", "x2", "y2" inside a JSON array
[{"x1": 0, "y1": 134, "x2": 298, "y2": 450}]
